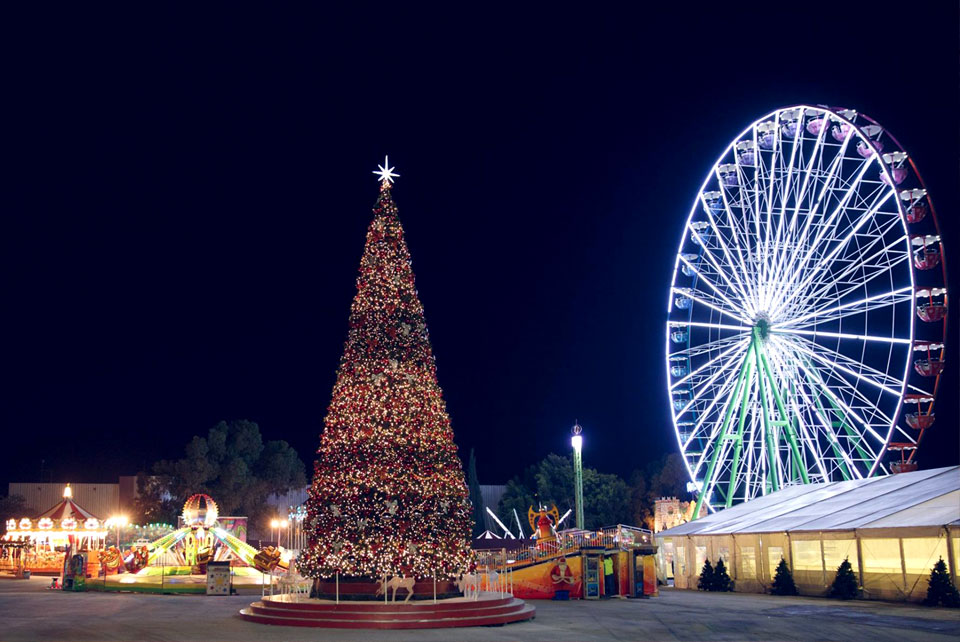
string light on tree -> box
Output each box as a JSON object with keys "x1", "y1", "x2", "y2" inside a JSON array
[{"x1": 297, "y1": 157, "x2": 472, "y2": 582}]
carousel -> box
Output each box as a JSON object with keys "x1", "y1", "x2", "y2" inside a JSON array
[{"x1": 2, "y1": 485, "x2": 107, "y2": 575}]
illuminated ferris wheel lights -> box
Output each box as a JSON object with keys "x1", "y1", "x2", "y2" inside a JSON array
[{"x1": 666, "y1": 105, "x2": 947, "y2": 514}]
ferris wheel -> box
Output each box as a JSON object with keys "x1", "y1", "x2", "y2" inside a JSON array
[{"x1": 666, "y1": 105, "x2": 948, "y2": 516}]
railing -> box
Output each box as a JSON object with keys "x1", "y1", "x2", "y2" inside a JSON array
[{"x1": 477, "y1": 525, "x2": 654, "y2": 572}]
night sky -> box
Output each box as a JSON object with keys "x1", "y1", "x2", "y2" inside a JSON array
[{"x1": 4, "y1": 5, "x2": 958, "y2": 490}]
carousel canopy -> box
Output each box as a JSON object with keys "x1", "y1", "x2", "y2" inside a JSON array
[{"x1": 37, "y1": 498, "x2": 98, "y2": 522}]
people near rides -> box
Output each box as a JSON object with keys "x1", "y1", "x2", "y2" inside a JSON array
[{"x1": 603, "y1": 555, "x2": 616, "y2": 598}]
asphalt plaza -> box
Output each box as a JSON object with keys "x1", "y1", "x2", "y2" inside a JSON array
[{"x1": 3, "y1": 576, "x2": 960, "y2": 641}]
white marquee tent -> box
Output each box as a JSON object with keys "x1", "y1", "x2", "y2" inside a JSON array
[{"x1": 656, "y1": 466, "x2": 960, "y2": 601}]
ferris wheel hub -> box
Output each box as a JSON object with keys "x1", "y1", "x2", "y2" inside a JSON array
[{"x1": 753, "y1": 313, "x2": 772, "y2": 341}]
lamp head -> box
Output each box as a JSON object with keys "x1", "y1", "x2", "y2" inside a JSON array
[{"x1": 571, "y1": 421, "x2": 583, "y2": 452}]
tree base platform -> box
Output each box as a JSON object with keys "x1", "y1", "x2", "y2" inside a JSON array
[{"x1": 238, "y1": 591, "x2": 536, "y2": 629}]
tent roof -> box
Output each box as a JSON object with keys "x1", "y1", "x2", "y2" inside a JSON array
[
  {"x1": 658, "y1": 466, "x2": 960, "y2": 537},
  {"x1": 37, "y1": 498, "x2": 98, "y2": 521}
]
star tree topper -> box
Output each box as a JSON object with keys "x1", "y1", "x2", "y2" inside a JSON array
[{"x1": 373, "y1": 155, "x2": 400, "y2": 184}]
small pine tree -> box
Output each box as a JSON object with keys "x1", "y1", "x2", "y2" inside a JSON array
[
  {"x1": 828, "y1": 557, "x2": 859, "y2": 600},
  {"x1": 923, "y1": 557, "x2": 960, "y2": 607},
  {"x1": 770, "y1": 558, "x2": 798, "y2": 596},
  {"x1": 697, "y1": 559, "x2": 715, "y2": 591},
  {"x1": 713, "y1": 558, "x2": 732, "y2": 592}
]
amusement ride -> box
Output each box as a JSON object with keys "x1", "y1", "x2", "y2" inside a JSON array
[
  {"x1": 99, "y1": 493, "x2": 288, "y2": 585},
  {"x1": 666, "y1": 105, "x2": 947, "y2": 515}
]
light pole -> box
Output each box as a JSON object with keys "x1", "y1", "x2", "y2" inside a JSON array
[
  {"x1": 107, "y1": 515, "x2": 128, "y2": 549},
  {"x1": 571, "y1": 422, "x2": 584, "y2": 531},
  {"x1": 270, "y1": 519, "x2": 279, "y2": 547},
  {"x1": 279, "y1": 519, "x2": 289, "y2": 548}
]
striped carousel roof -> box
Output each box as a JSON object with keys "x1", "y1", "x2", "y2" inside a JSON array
[{"x1": 36, "y1": 497, "x2": 98, "y2": 521}]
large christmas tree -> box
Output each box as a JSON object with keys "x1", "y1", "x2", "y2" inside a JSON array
[{"x1": 298, "y1": 159, "x2": 472, "y2": 582}]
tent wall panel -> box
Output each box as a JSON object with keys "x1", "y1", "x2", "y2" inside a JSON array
[
  {"x1": 950, "y1": 529, "x2": 959, "y2": 581},
  {"x1": 674, "y1": 537, "x2": 691, "y2": 589},
  {"x1": 657, "y1": 537, "x2": 676, "y2": 582},
  {"x1": 791, "y1": 538, "x2": 826, "y2": 595},
  {"x1": 759, "y1": 532, "x2": 790, "y2": 585},
  {"x1": 733, "y1": 534, "x2": 763, "y2": 593},
  {"x1": 903, "y1": 536, "x2": 948, "y2": 601},
  {"x1": 860, "y1": 537, "x2": 906, "y2": 601}
]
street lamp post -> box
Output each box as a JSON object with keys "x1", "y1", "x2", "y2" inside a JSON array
[
  {"x1": 279, "y1": 519, "x2": 289, "y2": 548},
  {"x1": 571, "y1": 422, "x2": 584, "y2": 531},
  {"x1": 270, "y1": 519, "x2": 279, "y2": 547},
  {"x1": 107, "y1": 515, "x2": 128, "y2": 549}
]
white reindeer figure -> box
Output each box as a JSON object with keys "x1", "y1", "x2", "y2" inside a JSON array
[
  {"x1": 482, "y1": 570, "x2": 500, "y2": 593},
  {"x1": 376, "y1": 575, "x2": 416, "y2": 603},
  {"x1": 456, "y1": 572, "x2": 480, "y2": 600}
]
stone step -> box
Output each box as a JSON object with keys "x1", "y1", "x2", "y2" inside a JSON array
[
  {"x1": 249, "y1": 598, "x2": 526, "y2": 621},
  {"x1": 238, "y1": 596, "x2": 536, "y2": 629}
]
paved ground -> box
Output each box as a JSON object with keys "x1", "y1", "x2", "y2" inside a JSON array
[{"x1": 2, "y1": 577, "x2": 959, "y2": 641}]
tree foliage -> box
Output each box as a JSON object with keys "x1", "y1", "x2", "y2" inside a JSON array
[
  {"x1": 697, "y1": 559, "x2": 715, "y2": 591},
  {"x1": 713, "y1": 559, "x2": 732, "y2": 592},
  {"x1": 497, "y1": 453, "x2": 632, "y2": 532},
  {"x1": 924, "y1": 557, "x2": 960, "y2": 607},
  {"x1": 0, "y1": 494, "x2": 28, "y2": 520},
  {"x1": 628, "y1": 453, "x2": 691, "y2": 529},
  {"x1": 828, "y1": 557, "x2": 859, "y2": 600},
  {"x1": 136, "y1": 419, "x2": 306, "y2": 534},
  {"x1": 771, "y1": 558, "x2": 798, "y2": 596},
  {"x1": 467, "y1": 448, "x2": 485, "y2": 538}
]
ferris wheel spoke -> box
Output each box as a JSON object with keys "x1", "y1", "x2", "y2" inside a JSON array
[
  {"x1": 773, "y1": 154, "x2": 879, "y2": 315},
  {"x1": 675, "y1": 342, "x2": 750, "y2": 418},
  {"x1": 771, "y1": 120, "x2": 843, "y2": 294},
  {"x1": 779, "y1": 286, "x2": 913, "y2": 329},
  {"x1": 775, "y1": 189, "x2": 894, "y2": 318},
  {"x1": 703, "y1": 202, "x2": 757, "y2": 307},
  {"x1": 669, "y1": 333, "x2": 746, "y2": 360},
  {"x1": 768, "y1": 111, "x2": 819, "y2": 292},
  {"x1": 781, "y1": 340, "x2": 900, "y2": 439},
  {"x1": 671, "y1": 287, "x2": 752, "y2": 325},
  {"x1": 683, "y1": 232, "x2": 752, "y2": 311},
  {"x1": 792, "y1": 227, "x2": 908, "y2": 314},
  {"x1": 723, "y1": 370, "x2": 757, "y2": 507},
  {"x1": 670, "y1": 320, "x2": 753, "y2": 333},
  {"x1": 682, "y1": 345, "x2": 753, "y2": 444},
  {"x1": 760, "y1": 112, "x2": 802, "y2": 292},
  {"x1": 788, "y1": 348, "x2": 888, "y2": 449},
  {"x1": 691, "y1": 343, "x2": 755, "y2": 513},
  {"x1": 763, "y1": 340, "x2": 825, "y2": 477},
  {"x1": 792, "y1": 359, "x2": 876, "y2": 476},
  {"x1": 772, "y1": 326, "x2": 911, "y2": 345},
  {"x1": 670, "y1": 338, "x2": 749, "y2": 390},
  {"x1": 792, "y1": 381, "x2": 859, "y2": 480},
  {"x1": 780, "y1": 335, "x2": 903, "y2": 399},
  {"x1": 778, "y1": 122, "x2": 857, "y2": 279},
  {"x1": 799, "y1": 254, "x2": 910, "y2": 320}
]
